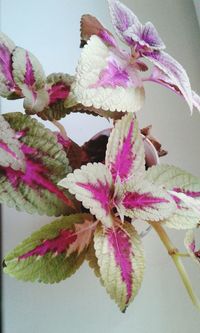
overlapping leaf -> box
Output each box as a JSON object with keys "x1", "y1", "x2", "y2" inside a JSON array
[
  {"x1": 59, "y1": 163, "x2": 113, "y2": 227},
  {"x1": 108, "y1": 0, "x2": 141, "y2": 45},
  {"x1": 4, "y1": 214, "x2": 95, "y2": 283},
  {"x1": 94, "y1": 223, "x2": 145, "y2": 312},
  {"x1": 12, "y1": 47, "x2": 49, "y2": 113},
  {"x1": 0, "y1": 112, "x2": 76, "y2": 216},
  {"x1": 117, "y1": 179, "x2": 175, "y2": 222},
  {"x1": 0, "y1": 115, "x2": 25, "y2": 171},
  {"x1": 146, "y1": 165, "x2": 200, "y2": 229},
  {"x1": 107, "y1": 0, "x2": 199, "y2": 113},
  {"x1": 0, "y1": 32, "x2": 22, "y2": 99},
  {"x1": 72, "y1": 35, "x2": 145, "y2": 113}
]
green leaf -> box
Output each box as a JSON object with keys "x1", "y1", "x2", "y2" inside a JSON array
[
  {"x1": 94, "y1": 223, "x2": 145, "y2": 312},
  {"x1": 86, "y1": 238, "x2": 101, "y2": 279},
  {"x1": 0, "y1": 112, "x2": 76, "y2": 216},
  {"x1": 0, "y1": 115, "x2": 25, "y2": 171},
  {"x1": 4, "y1": 214, "x2": 95, "y2": 283},
  {"x1": 146, "y1": 165, "x2": 200, "y2": 229}
]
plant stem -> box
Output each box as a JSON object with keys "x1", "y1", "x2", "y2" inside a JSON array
[
  {"x1": 52, "y1": 120, "x2": 68, "y2": 139},
  {"x1": 150, "y1": 222, "x2": 200, "y2": 311}
]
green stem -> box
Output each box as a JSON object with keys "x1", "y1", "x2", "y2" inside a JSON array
[{"x1": 150, "y1": 222, "x2": 200, "y2": 311}]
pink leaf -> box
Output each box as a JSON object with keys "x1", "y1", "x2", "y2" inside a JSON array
[
  {"x1": 106, "y1": 114, "x2": 145, "y2": 183},
  {"x1": 5, "y1": 150, "x2": 74, "y2": 209},
  {"x1": 144, "y1": 51, "x2": 193, "y2": 111},
  {"x1": 92, "y1": 58, "x2": 131, "y2": 89},
  {"x1": 77, "y1": 180, "x2": 111, "y2": 214},
  {"x1": 0, "y1": 44, "x2": 15, "y2": 89},
  {"x1": 108, "y1": 0, "x2": 141, "y2": 45},
  {"x1": 24, "y1": 52, "x2": 35, "y2": 87},
  {"x1": 19, "y1": 229, "x2": 77, "y2": 259},
  {"x1": 110, "y1": 119, "x2": 135, "y2": 181},
  {"x1": 48, "y1": 82, "x2": 70, "y2": 105},
  {"x1": 108, "y1": 226, "x2": 133, "y2": 304},
  {"x1": 122, "y1": 191, "x2": 168, "y2": 209}
]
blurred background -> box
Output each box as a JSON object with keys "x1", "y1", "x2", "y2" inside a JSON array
[{"x1": 1, "y1": 1, "x2": 200, "y2": 332}]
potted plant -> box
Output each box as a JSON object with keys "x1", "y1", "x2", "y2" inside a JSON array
[{"x1": 0, "y1": 0, "x2": 200, "y2": 313}]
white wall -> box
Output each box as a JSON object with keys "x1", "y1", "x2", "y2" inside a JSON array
[{"x1": 1, "y1": 1, "x2": 200, "y2": 333}]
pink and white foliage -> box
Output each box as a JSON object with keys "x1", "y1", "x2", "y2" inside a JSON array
[
  {"x1": 59, "y1": 113, "x2": 176, "y2": 227},
  {"x1": 4, "y1": 214, "x2": 95, "y2": 283},
  {"x1": 72, "y1": 35, "x2": 145, "y2": 113},
  {"x1": 105, "y1": 113, "x2": 145, "y2": 182},
  {"x1": 108, "y1": 0, "x2": 165, "y2": 51},
  {"x1": 0, "y1": 33, "x2": 22, "y2": 98},
  {"x1": 94, "y1": 222, "x2": 145, "y2": 312},
  {"x1": 73, "y1": 0, "x2": 200, "y2": 114},
  {"x1": 184, "y1": 230, "x2": 200, "y2": 265},
  {"x1": 19, "y1": 217, "x2": 96, "y2": 261},
  {"x1": 146, "y1": 165, "x2": 200, "y2": 229},
  {"x1": 0, "y1": 32, "x2": 72, "y2": 114},
  {"x1": 12, "y1": 47, "x2": 49, "y2": 113}
]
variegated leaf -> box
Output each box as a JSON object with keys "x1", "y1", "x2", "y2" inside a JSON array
[
  {"x1": 146, "y1": 66, "x2": 200, "y2": 113},
  {"x1": 146, "y1": 165, "x2": 200, "y2": 229},
  {"x1": 0, "y1": 32, "x2": 22, "y2": 98},
  {"x1": 0, "y1": 112, "x2": 76, "y2": 216},
  {"x1": 4, "y1": 214, "x2": 95, "y2": 283},
  {"x1": 106, "y1": 114, "x2": 145, "y2": 183},
  {"x1": 0, "y1": 115, "x2": 25, "y2": 171},
  {"x1": 34, "y1": 73, "x2": 74, "y2": 119},
  {"x1": 192, "y1": 90, "x2": 200, "y2": 113},
  {"x1": 12, "y1": 47, "x2": 49, "y2": 112},
  {"x1": 72, "y1": 35, "x2": 145, "y2": 113},
  {"x1": 184, "y1": 230, "x2": 200, "y2": 265},
  {"x1": 144, "y1": 51, "x2": 193, "y2": 112},
  {"x1": 94, "y1": 223, "x2": 145, "y2": 312},
  {"x1": 59, "y1": 163, "x2": 113, "y2": 227},
  {"x1": 108, "y1": 0, "x2": 141, "y2": 45},
  {"x1": 117, "y1": 179, "x2": 175, "y2": 222},
  {"x1": 86, "y1": 238, "x2": 102, "y2": 279}
]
